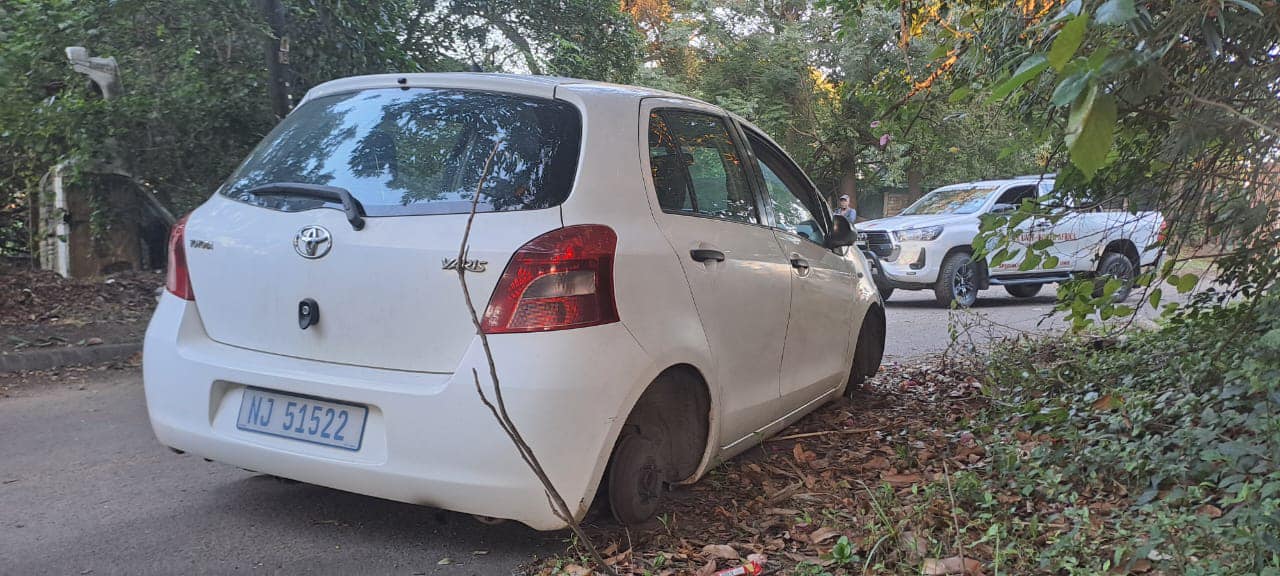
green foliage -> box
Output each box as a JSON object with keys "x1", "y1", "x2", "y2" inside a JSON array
[
  {"x1": 975, "y1": 292, "x2": 1280, "y2": 573},
  {"x1": 629, "y1": 1, "x2": 1046, "y2": 203},
  {"x1": 836, "y1": 0, "x2": 1280, "y2": 322},
  {"x1": 1047, "y1": 14, "x2": 1088, "y2": 72},
  {"x1": 0, "y1": 0, "x2": 639, "y2": 257},
  {"x1": 1063, "y1": 84, "x2": 1116, "y2": 178}
]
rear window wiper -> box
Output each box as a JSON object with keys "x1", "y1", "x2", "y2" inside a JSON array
[{"x1": 246, "y1": 182, "x2": 366, "y2": 231}]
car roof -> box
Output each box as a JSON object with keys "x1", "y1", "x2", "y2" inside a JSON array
[
  {"x1": 300, "y1": 72, "x2": 703, "y2": 107},
  {"x1": 932, "y1": 175, "x2": 1055, "y2": 191}
]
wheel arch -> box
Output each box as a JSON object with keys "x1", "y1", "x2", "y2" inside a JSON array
[
  {"x1": 1102, "y1": 238, "x2": 1140, "y2": 266},
  {"x1": 615, "y1": 364, "x2": 714, "y2": 485}
]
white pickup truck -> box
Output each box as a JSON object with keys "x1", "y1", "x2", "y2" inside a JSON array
[{"x1": 857, "y1": 175, "x2": 1164, "y2": 307}]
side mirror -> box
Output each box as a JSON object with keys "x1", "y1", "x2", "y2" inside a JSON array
[
  {"x1": 990, "y1": 203, "x2": 1016, "y2": 214},
  {"x1": 827, "y1": 215, "x2": 856, "y2": 249}
]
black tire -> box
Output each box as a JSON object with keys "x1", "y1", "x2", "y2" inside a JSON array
[
  {"x1": 876, "y1": 283, "x2": 895, "y2": 301},
  {"x1": 1004, "y1": 283, "x2": 1043, "y2": 298},
  {"x1": 607, "y1": 428, "x2": 665, "y2": 525},
  {"x1": 1093, "y1": 252, "x2": 1136, "y2": 302},
  {"x1": 934, "y1": 252, "x2": 980, "y2": 308},
  {"x1": 847, "y1": 306, "x2": 886, "y2": 396}
]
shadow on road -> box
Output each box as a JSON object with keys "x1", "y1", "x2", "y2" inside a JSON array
[
  {"x1": 223, "y1": 474, "x2": 563, "y2": 543},
  {"x1": 884, "y1": 295, "x2": 1059, "y2": 310}
]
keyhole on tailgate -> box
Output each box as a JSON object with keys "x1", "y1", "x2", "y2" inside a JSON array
[{"x1": 298, "y1": 298, "x2": 320, "y2": 330}]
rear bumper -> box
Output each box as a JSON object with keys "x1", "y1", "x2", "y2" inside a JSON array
[{"x1": 143, "y1": 293, "x2": 651, "y2": 530}]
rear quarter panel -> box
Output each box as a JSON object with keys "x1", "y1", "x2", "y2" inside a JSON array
[{"x1": 554, "y1": 85, "x2": 719, "y2": 485}]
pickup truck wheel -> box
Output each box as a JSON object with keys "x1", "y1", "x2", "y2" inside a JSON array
[
  {"x1": 1005, "y1": 284, "x2": 1042, "y2": 298},
  {"x1": 935, "y1": 252, "x2": 979, "y2": 308},
  {"x1": 1093, "y1": 252, "x2": 1136, "y2": 302}
]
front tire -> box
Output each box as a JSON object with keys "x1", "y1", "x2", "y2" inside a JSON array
[
  {"x1": 934, "y1": 252, "x2": 980, "y2": 308},
  {"x1": 1093, "y1": 252, "x2": 1136, "y2": 302},
  {"x1": 1005, "y1": 283, "x2": 1043, "y2": 298},
  {"x1": 876, "y1": 283, "x2": 895, "y2": 301},
  {"x1": 847, "y1": 306, "x2": 886, "y2": 396}
]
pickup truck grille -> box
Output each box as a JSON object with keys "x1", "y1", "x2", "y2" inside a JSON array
[{"x1": 859, "y1": 230, "x2": 894, "y2": 258}]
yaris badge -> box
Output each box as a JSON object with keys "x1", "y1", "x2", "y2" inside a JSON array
[{"x1": 294, "y1": 225, "x2": 332, "y2": 259}]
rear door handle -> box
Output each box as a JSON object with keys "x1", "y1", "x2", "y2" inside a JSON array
[
  {"x1": 690, "y1": 248, "x2": 726, "y2": 263},
  {"x1": 790, "y1": 257, "x2": 810, "y2": 270}
]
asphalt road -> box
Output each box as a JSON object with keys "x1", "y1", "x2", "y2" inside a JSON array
[{"x1": 0, "y1": 285, "x2": 1153, "y2": 575}]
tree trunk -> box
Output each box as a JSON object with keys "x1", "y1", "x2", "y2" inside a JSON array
[
  {"x1": 907, "y1": 165, "x2": 924, "y2": 201},
  {"x1": 259, "y1": 0, "x2": 291, "y2": 119},
  {"x1": 839, "y1": 171, "x2": 858, "y2": 209}
]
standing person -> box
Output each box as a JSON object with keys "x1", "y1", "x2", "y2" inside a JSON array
[{"x1": 835, "y1": 194, "x2": 857, "y2": 223}]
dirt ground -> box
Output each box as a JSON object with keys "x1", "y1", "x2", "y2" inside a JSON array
[
  {"x1": 538, "y1": 358, "x2": 993, "y2": 575},
  {"x1": 0, "y1": 265, "x2": 160, "y2": 354}
]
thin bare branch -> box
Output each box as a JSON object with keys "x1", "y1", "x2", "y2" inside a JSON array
[{"x1": 454, "y1": 139, "x2": 617, "y2": 575}]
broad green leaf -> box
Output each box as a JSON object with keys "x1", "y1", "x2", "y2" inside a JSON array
[
  {"x1": 1019, "y1": 252, "x2": 1043, "y2": 271},
  {"x1": 1112, "y1": 304, "x2": 1134, "y2": 316},
  {"x1": 1048, "y1": 15, "x2": 1088, "y2": 71},
  {"x1": 1174, "y1": 273, "x2": 1199, "y2": 293},
  {"x1": 929, "y1": 43, "x2": 951, "y2": 59},
  {"x1": 1065, "y1": 84, "x2": 1117, "y2": 179},
  {"x1": 990, "y1": 247, "x2": 1015, "y2": 267},
  {"x1": 947, "y1": 86, "x2": 972, "y2": 104},
  {"x1": 1031, "y1": 238, "x2": 1055, "y2": 250},
  {"x1": 1102, "y1": 277, "x2": 1123, "y2": 297},
  {"x1": 1148, "y1": 287, "x2": 1163, "y2": 309},
  {"x1": 1227, "y1": 0, "x2": 1263, "y2": 16},
  {"x1": 1052, "y1": 72, "x2": 1092, "y2": 107},
  {"x1": 1087, "y1": 45, "x2": 1113, "y2": 70},
  {"x1": 989, "y1": 55, "x2": 1049, "y2": 101},
  {"x1": 1043, "y1": 255, "x2": 1060, "y2": 269},
  {"x1": 1096, "y1": 0, "x2": 1136, "y2": 25},
  {"x1": 1009, "y1": 210, "x2": 1034, "y2": 229}
]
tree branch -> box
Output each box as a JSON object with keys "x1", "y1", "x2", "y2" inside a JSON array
[{"x1": 454, "y1": 140, "x2": 616, "y2": 575}]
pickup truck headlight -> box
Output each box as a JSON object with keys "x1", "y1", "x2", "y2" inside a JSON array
[{"x1": 893, "y1": 225, "x2": 943, "y2": 242}]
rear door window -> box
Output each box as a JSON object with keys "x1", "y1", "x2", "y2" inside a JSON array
[
  {"x1": 219, "y1": 88, "x2": 582, "y2": 216},
  {"x1": 647, "y1": 110, "x2": 759, "y2": 224}
]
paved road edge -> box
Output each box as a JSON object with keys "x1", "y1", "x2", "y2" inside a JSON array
[{"x1": 0, "y1": 343, "x2": 141, "y2": 374}]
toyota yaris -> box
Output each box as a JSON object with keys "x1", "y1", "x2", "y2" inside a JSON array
[{"x1": 144, "y1": 73, "x2": 886, "y2": 530}]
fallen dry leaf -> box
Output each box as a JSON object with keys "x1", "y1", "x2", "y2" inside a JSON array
[
  {"x1": 793, "y1": 443, "x2": 816, "y2": 463},
  {"x1": 881, "y1": 472, "x2": 924, "y2": 487},
  {"x1": 899, "y1": 531, "x2": 929, "y2": 561},
  {"x1": 922, "y1": 556, "x2": 985, "y2": 576},
  {"x1": 864, "y1": 455, "x2": 891, "y2": 470},
  {"x1": 694, "y1": 558, "x2": 717, "y2": 576},
  {"x1": 808, "y1": 526, "x2": 841, "y2": 545},
  {"x1": 1197, "y1": 504, "x2": 1223, "y2": 519},
  {"x1": 1091, "y1": 393, "x2": 1124, "y2": 411},
  {"x1": 701, "y1": 544, "x2": 739, "y2": 561}
]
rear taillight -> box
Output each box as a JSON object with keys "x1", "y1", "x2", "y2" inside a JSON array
[
  {"x1": 166, "y1": 215, "x2": 194, "y2": 300},
  {"x1": 481, "y1": 225, "x2": 618, "y2": 334}
]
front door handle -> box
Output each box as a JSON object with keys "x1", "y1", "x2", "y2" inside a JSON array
[
  {"x1": 690, "y1": 248, "x2": 726, "y2": 263},
  {"x1": 790, "y1": 257, "x2": 810, "y2": 270}
]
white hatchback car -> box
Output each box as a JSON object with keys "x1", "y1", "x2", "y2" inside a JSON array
[{"x1": 145, "y1": 73, "x2": 886, "y2": 530}]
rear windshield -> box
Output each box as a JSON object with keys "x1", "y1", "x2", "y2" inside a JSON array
[{"x1": 219, "y1": 88, "x2": 582, "y2": 216}]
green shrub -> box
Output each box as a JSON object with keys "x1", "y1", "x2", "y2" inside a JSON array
[{"x1": 974, "y1": 290, "x2": 1280, "y2": 573}]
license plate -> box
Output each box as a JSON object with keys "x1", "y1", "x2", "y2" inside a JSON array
[{"x1": 236, "y1": 388, "x2": 368, "y2": 451}]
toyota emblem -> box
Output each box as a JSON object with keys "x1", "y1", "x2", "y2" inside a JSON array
[{"x1": 294, "y1": 225, "x2": 332, "y2": 259}]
